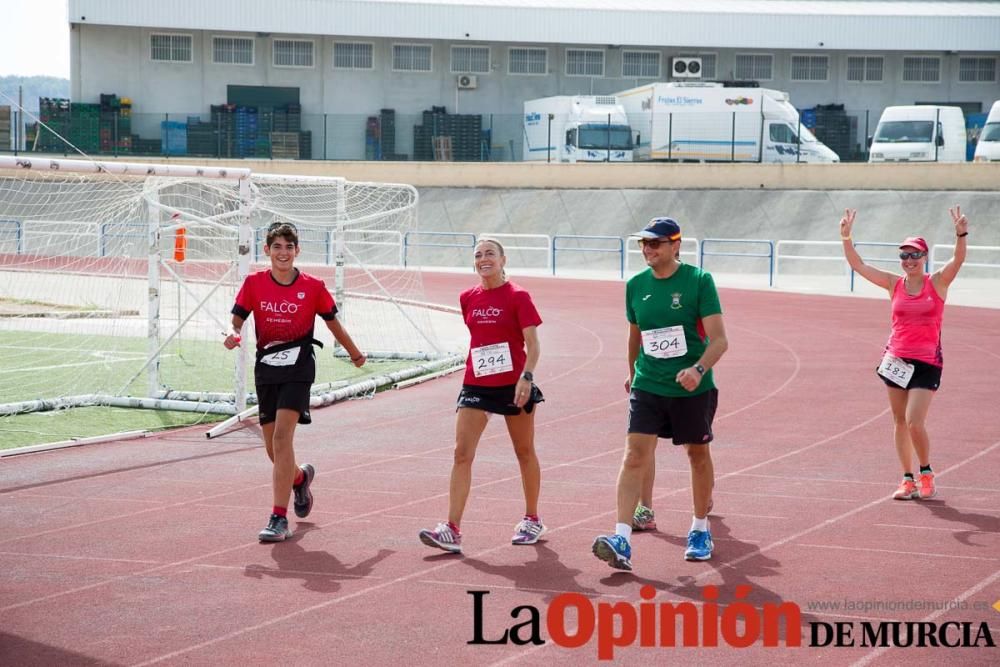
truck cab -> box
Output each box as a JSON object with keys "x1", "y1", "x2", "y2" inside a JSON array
[
  {"x1": 765, "y1": 120, "x2": 839, "y2": 163},
  {"x1": 565, "y1": 121, "x2": 633, "y2": 162},
  {"x1": 523, "y1": 95, "x2": 634, "y2": 162},
  {"x1": 973, "y1": 100, "x2": 1000, "y2": 163}
]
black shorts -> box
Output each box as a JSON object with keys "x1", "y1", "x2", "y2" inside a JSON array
[
  {"x1": 256, "y1": 382, "x2": 313, "y2": 425},
  {"x1": 457, "y1": 383, "x2": 544, "y2": 416},
  {"x1": 627, "y1": 387, "x2": 718, "y2": 446},
  {"x1": 876, "y1": 357, "x2": 941, "y2": 391}
]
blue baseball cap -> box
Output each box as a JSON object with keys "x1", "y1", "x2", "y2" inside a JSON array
[{"x1": 634, "y1": 217, "x2": 682, "y2": 241}]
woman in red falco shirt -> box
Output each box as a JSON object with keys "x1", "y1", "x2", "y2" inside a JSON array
[{"x1": 419, "y1": 238, "x2": 545, "y2": 554}]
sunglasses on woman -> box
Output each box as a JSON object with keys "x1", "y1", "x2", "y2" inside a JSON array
[{"x1": 899, "y1": 251, "x2": 927, "y2": 260}]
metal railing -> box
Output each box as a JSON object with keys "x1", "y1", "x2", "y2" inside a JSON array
[
  {"x1": 700, "y1": 238, "x2": 776, "y2": 287},
  {"x1": 552, "y1": 235, "x2": 624, "y2": 278},
  {"x1": 0, "y1": 219, "x2": 22, "y2": 254},
  {"x1": 403, "y1": 231, "x2": 476, "y2": 267},
  {"x1": 481, "y1": 233, "x2": 552, "y2": 271},
  {"x1": 5, "y1": 221, "x2": 998, "y2": 293},
  {"x1": 931, "y1": 244, "x2": 1000, "y2": 271},
  {"x1": 774, "y1": 240, "x2": 847, "y2": 289},
  {"x1": 9, "y1": 107, "x2": 894, "y2": 163}
]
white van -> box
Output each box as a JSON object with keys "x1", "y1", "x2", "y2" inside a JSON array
[
  {"x1": 973, "y1": 100, "x2": 1000, "y2": 162},
  {"x1": 868, "y1": 105, "x2": 966, "y2": 163}
]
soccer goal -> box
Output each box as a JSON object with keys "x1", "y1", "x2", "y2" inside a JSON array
[{"x1": 0, "y1": 156, "x2": 458, "y2": 425}]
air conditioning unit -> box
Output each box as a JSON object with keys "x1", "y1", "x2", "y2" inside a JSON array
[
  {"x1": 671, "y1": 57, "x2": 703, "y2": 78},
  {"x1": 457, "y1": 74, "x2": 478, "y2": 89}
]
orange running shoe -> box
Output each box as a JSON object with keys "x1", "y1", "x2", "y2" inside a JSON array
[
  {"x1": 917, "y1": 472, "x2": 936, "y2": 499},
  {"x1": 892, "y1": 478, "x2": 919, "y2": 500}
]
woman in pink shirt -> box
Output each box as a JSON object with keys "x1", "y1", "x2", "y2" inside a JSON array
[{"x1": 840, "y1": 207, "x2": 969, "y2": 501}]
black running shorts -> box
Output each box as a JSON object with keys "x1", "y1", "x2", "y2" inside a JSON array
[
  {"x1": 257, "y1": 382, "x2": 313, "y2": 425},
  {"x1": 876, "y1": 357, "x2": 941, "y2": 391},
  {"x1": 456, "y1": 383, "x2": 544, "y2": 416},
  {"x1": 627, "y1": 387, "x2": 718, "y2": 445}
]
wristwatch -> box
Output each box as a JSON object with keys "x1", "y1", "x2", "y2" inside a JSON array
[
  {"x1": 521, "y1": 370, "x2": 534, "y2": 382},
  {"x1": 694, "y1": 363, "x2": 706, "y2": 376}
]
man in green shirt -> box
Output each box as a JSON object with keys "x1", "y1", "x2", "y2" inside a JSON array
[{"x1": 593, "y1": 217, "x2": 729, "y2": 570}]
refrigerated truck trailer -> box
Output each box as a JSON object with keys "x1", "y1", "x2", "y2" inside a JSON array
[{"x1": 615, "y1": 82, "x2": 839, "y2": 163}]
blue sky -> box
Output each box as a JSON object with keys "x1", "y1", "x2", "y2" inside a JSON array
[{"x1": 0, "y1": 0, "x2": 70, "y2": 77}]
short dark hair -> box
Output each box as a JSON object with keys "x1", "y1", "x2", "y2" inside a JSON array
[{"x1": 266, "y1": 221, "x2": 299, "y2": 247}]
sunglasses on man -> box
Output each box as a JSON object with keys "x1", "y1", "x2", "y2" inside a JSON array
[
  {"x1": 637, "y1": 238, "x2": 679, "y2": 249},
  {"x1": 899, "y1": 251, "x2": 927, "y2": 260}
]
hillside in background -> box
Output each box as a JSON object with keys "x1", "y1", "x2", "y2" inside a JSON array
[{"x1": 0, "y1": 75, "x2": 70, "y2": 112}]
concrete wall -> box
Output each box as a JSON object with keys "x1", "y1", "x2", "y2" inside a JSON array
[
  {"x1": 416, "y1": 188, "x2": 1000, "y2": 245},
  {"x1": 128, "y1": 157, "x2": 1000, "y2": 191}
]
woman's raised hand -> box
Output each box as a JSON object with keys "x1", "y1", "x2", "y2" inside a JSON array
[{"x1": 840, "y1": 208, "x2": 857, "y2": 239}]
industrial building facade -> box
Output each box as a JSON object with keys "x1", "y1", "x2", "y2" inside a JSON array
[{"x1": 64, "y1": 0, "x2": 1000, "y2": 160}]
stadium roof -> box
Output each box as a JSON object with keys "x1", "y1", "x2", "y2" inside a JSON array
[{"x1": 68, "y1": 0, "x2": 1000, "y2": 51}]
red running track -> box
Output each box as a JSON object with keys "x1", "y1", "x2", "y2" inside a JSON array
[{"x1": 1, "y1": 272, "x2": 998, "y2": 666}]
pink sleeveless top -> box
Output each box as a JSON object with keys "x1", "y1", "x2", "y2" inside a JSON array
[{"x1": 887, "y1": 276, "x2": 944, "y2": 366}]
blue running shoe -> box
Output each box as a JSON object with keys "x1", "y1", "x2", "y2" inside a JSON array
[
  {"x1": 684, "y1": 529, "x2": 713, "y2": 561},
  {"x1": 592, "y1": 534, "x2": 632, "y2": 571}
]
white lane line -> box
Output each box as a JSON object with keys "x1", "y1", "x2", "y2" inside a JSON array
[
  {"x1": 851, "y1": 568, "x2": 1000, "y2": 667},
  {"x1": 793, "y1": 542, "x2": 1000, "y2": 562}
]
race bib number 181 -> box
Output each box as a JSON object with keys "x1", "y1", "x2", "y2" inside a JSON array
[
  {"x1": 472, "y1": 342, "x2": 513, "y2": 378},
  {"x1": 878, "y1": 353, "x2": 914, "y2": 388}
]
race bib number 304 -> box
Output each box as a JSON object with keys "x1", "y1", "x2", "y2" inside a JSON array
[
  {"x1": 472, "y1": 342, "x2": 513, "y2": 378},
  {"x1": 641, "y1": 325, "x2": 687, "y2": 359},
  {"x1": 878, "y1": 353, "x2": 914, "y2": 388}
]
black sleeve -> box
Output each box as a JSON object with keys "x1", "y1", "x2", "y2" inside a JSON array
[{"x1": 231, "y1": 304, "x2": 251, "y2": 319}]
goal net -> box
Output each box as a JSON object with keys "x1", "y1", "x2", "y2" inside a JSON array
[{"x1": 0, "y1": 156, "x2": 456, "y2": 421}]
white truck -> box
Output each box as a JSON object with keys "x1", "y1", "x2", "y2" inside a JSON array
[
  {"x1": 973, "y1": 100, "x2": 1000, "y2": 163},
  {"x1": 523, "y1": 95, "x2": 633, "y2": 162},
  {"x1": 868, "y1": 105, "x2": 966, "y2": 163},
  {"x1": 615, "y1": 82, "x2": 840, "y2": 163}
]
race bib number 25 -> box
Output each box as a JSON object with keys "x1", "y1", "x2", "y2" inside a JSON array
[
  {"x1": 641, "y1": 325, "x2": 687, "y2": 359},
  {"x1": 471, "y1": 342, "x2": 513, "y2": 378},
  {"x1": 260, "y1": 347, "x2": 300, "y2": 367}
]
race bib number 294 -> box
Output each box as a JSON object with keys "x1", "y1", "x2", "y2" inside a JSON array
[{"x1": 472, "y1": 342, "x2": 513, "y2": 378}]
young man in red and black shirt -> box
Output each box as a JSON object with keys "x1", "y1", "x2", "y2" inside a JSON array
[{"x1": 225, "y1": 222, "x2": 366, "y2": 542}]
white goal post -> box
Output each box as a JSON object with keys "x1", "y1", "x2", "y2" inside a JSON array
[{"x1": 0, "y1": 156, "x2": 456, "y2": 420}]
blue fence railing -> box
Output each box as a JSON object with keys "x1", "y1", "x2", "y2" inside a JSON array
[
  {"x1": 553, "y1": 235, "x2": 625, "y2": 278},
  {"x1": 98, "y1": 222, "x2": 145, "y2": 257},
  {"x1": 0, "y1": 219, "x2": 22, "y2": 254},
  {"x1": 699, "y1": 238, "x2": 776, "y2": 287},
  {"x1": 403, "y1": 231, "x2": 477, "y2": 267},
  {"x1": 4, "y1": 225, "x2": 995, "y2": 295}
]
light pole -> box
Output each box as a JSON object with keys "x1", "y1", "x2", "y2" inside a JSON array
[{"x1": 547, "y1": 113, "x2": 554, "y2": 163}]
